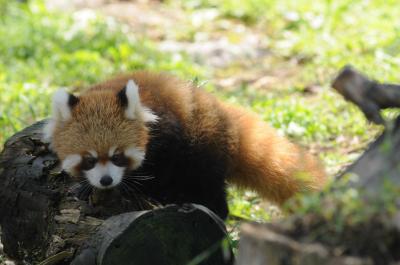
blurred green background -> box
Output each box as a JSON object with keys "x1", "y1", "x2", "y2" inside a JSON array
[{"x1": 1, "y1": 0, "x2": 398, "y2": 254}]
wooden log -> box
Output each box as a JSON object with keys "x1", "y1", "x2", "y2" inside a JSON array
[
  {"x1": 236, "y1": 223, "x2": 373, "y2": 265},
  {"x1": 332, "y1": 65, "x2": 400, "y2": 125},
  {"x1": 344, "y1": 116, "x2": 400, "y2": 193},
  {"x1": 72, "y1": 204, "x2": 233, "y2": 265},
  {"x1": 0, "y1": 121, "x2": 232, "y2": 265}
]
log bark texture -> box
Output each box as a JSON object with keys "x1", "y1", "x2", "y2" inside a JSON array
[
  {"x1": 236, "y1": 66, "x2": 400, "y2": 265},
  {"x1": 332, "y1": 65, "x2": 400, "y2": 124},
  {"x1": 237, "y1": 223, "x2": 373, "y2": 265},
  {"x1": 0, "y1": 121, "x2": 232, "y2": 265}
]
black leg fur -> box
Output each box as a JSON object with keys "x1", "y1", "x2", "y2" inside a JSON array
[{"x1": 129, "y1": 112, "x2": 230, "y2": 219}]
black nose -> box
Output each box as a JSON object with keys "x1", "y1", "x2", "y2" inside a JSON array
[{"x1": 100, "y1": 175, "x2": 113, "y2": 186}]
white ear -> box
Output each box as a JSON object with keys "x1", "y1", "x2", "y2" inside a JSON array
[
  {"x1": 42, "y1": 89, "x2": 78, "y2": 144},
  {"x1": 124, "y1": 80, "x2": 158, "y2": 123},
  {"x1": 52, "y1": 89, "x2": 77, "y2": 122}
]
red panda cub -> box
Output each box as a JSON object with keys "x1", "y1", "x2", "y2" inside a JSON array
[{"x1": 43, "y1": 71, "x2": 326, "y2": 219}]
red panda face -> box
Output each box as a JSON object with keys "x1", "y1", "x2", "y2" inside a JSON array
[{"x1": 43, "y1": 80, "x2": 158, "y2": 189}]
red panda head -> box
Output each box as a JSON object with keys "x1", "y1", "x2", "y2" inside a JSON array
[{"x1": 43, "y1": 80, "x2": 158, "y2": 189}]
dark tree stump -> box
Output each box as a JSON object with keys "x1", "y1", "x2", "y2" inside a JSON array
[
  {"x1": 72, "y1": 205, "x2": 232, "y2": 265},
  {"x1": 332, "y1": 65, "x2": 400, "y2": 125},
  {"x1": 344, "y1": 117, "x2": 400, "y2": 194},
  {"x1": 0, "y1": 121, "x2": 233, "y2": 265},
  {"x1": 236, "y1": 66, "x2": 400, "y2": 265}
]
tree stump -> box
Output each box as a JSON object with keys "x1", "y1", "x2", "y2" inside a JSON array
[
  {"x1": 72, "y1": 204, "x2": 232, "y2": 265},
  {"x1": 236, "y1": 66, "x2": 400, "y2": 265},
  {"x1": 0, "y1": 121, "x2": 233, "y2": 265}
]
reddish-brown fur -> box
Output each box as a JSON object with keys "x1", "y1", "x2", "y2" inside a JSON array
[
  {"x1": 54, "y1": 71, "x2": 326, "y2": 204},
  {"x1": 52, "y1": 89, "x2": 149, "y2": 161}
]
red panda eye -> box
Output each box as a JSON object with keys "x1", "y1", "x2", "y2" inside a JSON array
[
  {"x1": 111, "y1": 153, "x2": 128, "y2": 167},
  {"x1": 81, "y1": 156, "x2": 97, "y2": 171}
]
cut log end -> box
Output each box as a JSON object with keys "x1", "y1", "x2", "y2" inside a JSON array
[{"x1": 73, "y1": 204, "x2": 233, "y2": 265}]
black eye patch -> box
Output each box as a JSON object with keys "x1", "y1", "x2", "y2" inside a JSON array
[
  {"x1": 110, "y1": 152, "x2": 129, "y2": 167},
  {"x1": 80, "y1": 156, "x2": 98, "y2": 171}
]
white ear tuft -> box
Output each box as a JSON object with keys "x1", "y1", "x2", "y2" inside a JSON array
[
  {"x1": 124, "y1": 80, "x2": 158, "y2": 123},
  {"x1": 42, "y1": 89, "x2": 78, "y2": 145},
  {"x1": 124, "y1": 80, "x2": 141, "y2": 120},
  {"x1": 52, "y1": 89, "x2": 75, "y2": 121}
]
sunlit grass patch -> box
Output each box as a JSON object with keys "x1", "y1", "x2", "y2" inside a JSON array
[
  {"x1": 0, "y1": 0, "x2": 204, "y2": 144},
  {"x1": 178, "y1": 0, "x2": 400, "y2": 83}
]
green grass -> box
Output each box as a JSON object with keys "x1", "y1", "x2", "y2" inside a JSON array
[
  {"x1": 0, "y1": 0, "x2": 203, "y2": 144},
  {"x1": 0, "y1": 0, "x2": 398, "y2": 255},
  {"x1": 179, "y1": 0, "x2": 400, "y2": 80}
]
